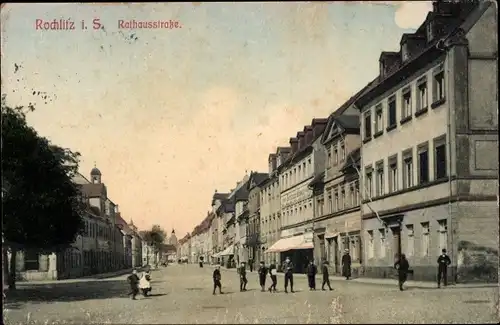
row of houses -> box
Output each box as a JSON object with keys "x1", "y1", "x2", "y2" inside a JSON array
[
  {"x1": 8, "y1": 167, "x2": 157, "y2": 281},
  {"x1": 179, "y1": 1, "x2": 498, "y2": 283}
]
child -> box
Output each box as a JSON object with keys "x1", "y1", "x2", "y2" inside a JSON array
[{"x1": 212, "y1": 265, "x2": 223, "y2": 295}]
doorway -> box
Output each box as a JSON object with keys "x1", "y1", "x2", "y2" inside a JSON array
[{"x1": 391, "y1": 226, "x2": 402, "y2": 260}]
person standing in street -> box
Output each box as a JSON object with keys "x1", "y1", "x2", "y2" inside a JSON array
[
  {"x1": 258, "y1": 261, "x2": 268, "y2": 292},
  {"x1": 394, "y1": 253, "x2": 410, "y2": 291},
  {"x1": 306, "y1": 260, "x2": 318, "y2": 290},
  {"x1": 321, "y1": 259, "x2": 333, "y2": 291},
  {"x1": 282, "y1": 256, "x2": 295, "y2": 293},
  {"x1": 127, "y1": 269, "x2": 140, "y2": 300},
  {"x1": 268, "y1": 260, "x2": 278, "y2": 293},
  {"x1": 437, "y1": 248, "x2": 451, "y2": 288},
  {"x1": 238, "y1": 262, "x2": 248, "y2": 292},
  {"x1": 342, "y1": 249, "x2": 352, "y2": 280},
  {"x1": 212, "y1": 265, "x2": 223, "y2": 295}
]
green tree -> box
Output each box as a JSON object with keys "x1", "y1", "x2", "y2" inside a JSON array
[
  {"x1": 139, "y1": 225, "x2": 166, "y2": 265},
  {"x1": 2, "y1": 96, "x2": 85, "y2": 289}
]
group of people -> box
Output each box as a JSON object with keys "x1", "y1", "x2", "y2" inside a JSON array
[
  {"x1": 212, "y1": 250, "x2": 354, "y2": 295},
  {"x1": 127, "y1": 269, "x2": 152, "y2": 300}
]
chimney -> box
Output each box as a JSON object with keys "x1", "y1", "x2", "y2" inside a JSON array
[
  {"x1": 379, "y1": 51, "x2": 401, "y2": 79},
  {"x1": 268, "y1": 153, "x2": 277, "y2": 174},
  {"x1": 289, "y1": 137, "x2": 298, "y2": 154},
  {"x1": 115, "y1": 204, "x2": 119, "y2": 213},
  {"x1": 400, "y1": 33, "x2": 426, "y2": 62},
  {"x1": 312, "y1": 118, "x2": 328, "y2": 139},
  {"x1": 304, "y1": 126, "x2": 313, "y2": 145},
  {"x1": 297, "y1": 131, "x2": 306, "y2": 150}
]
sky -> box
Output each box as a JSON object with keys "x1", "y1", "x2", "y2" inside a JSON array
[{"x1": 1, "y1": 2, "x2": 432, "y2": 237}]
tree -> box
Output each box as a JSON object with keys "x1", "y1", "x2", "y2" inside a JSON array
[
  {"x1": 139, "y1": 225, "x2": 166, "y2": 265},
  {"x1": 1, "y1": 96, "x2": 85, "y2": 289}
]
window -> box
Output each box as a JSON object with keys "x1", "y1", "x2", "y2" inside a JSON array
[
  {"x1": 365, "y1": 167, "x2": 373, "y2": 198},
  {"x1": 367, "y1": 230, "x2": 375, "y2": 259},
  {"x1": 25, "y1": 249, "x2": 40, "y2": 271},
  {"x1": 388, "y1": 96, "x2": 397, "y2": 127},
  {"x1": 298, "y1": 165, "x2": 301, "y2": 180},
  {"x1": 334, "y1": 191, "x2": 339, "y2": 211},
  {"x1": 402, "y1": 150, "x2": 413, "y2": 189},
  {"x1": 388, "y1": 155, "x2": 398, "y2": 193},
  {"x1": 421, "y1": 222, "x2": 430, "y2": 256},
  {"x1": 327, "y1": 148, "x2": 332, "y2": 166},
  {"x1": 401, "y1": 88, "x2": 412, "y2": 119},
  {"x1": 375, "y1": 161, "x2": 384, "y2": 197},
  {"x1": 353, "y1": 181, "x2": 359, "y2": 206},
  {"x1": 303, "y1": 162, "x2": 306, "y2": 178},
  {"x1": 417, "y1": 78, "x2": 428, "y2": 111},
  {"x1": 364, "y1": 112, "x2": 372, "y2": 139},
  {"x1": 375, "y1": 104, "x2": 383, "y2": 133},
  {"x1": 435, "y1": 137, "x2": 447, "y2": 179},
  {"x1": 433, "y1": 65, "x2": 445, "y2": 103},
  {"x1": 438, "y1": 219, "x2": 448, "y2": 254},
  {"x1": 341, "y1": 189, "x2": 345, "y2": 210},
  {"x1": 406, "y1": 225, "x2": 414, "y2": 256},
  {"x1": 401, "y1": 43, "x2": 409, "y2": 61},
  {"x1": 328, "y1": 194, "x2": 333, "y2": 213},
  {"x1": 340, "y1": 142, "x2": 346, "y2": 161},
  {"x1": 333, "y1": 144, "x2": 338, "y2": 165},
  {"x1": 418, "y1": 143, "x2": 429, "y2": 184},
  {"x1": 379, "y1": 229, "x2": 386, "y2": 258}
]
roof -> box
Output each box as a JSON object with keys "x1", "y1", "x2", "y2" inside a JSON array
[
  {"x1": 247, "y1": 172, "x2": 269, "y2": 191},
  {"x1": 336, "y1": 115, "x2": 360, "y2": 130},
  {"x1": 115, "y1": 213, "x2": 134, "y2": 235},
  {"x1": 90, "y1": 167, "x2": 101, "y2": 176},
  {"x1": 211, "y1": 192, "x2": 229, "y2": 206},
  {"x1": 80, "y1": 183, "x2": 106, "y2": 198}
]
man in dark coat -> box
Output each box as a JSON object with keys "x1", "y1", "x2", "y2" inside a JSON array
[
  {"x1": 268, "y1": 260, "x2": 278, "y2": 293},
  {"x1": 341, "y1": 249, "x2": 352, "y2": 280},
  {"x1": 394, "y1": 253, "x2": 410, "y2": 291},
  {"x1": 437, "y1": 248, "x2": 451, "y2": 288},
  {"x1": 238, "y1": 262, "x2": 248, "y2": 292},
  {"x1": 212, "y1": 265, "x2": 223, "y2": 295},
  {"x1": 321, "y1": 259, "x2": 333, "y2": 290},
  {"x1": 306, "y1": 260, "x2": 318, "y2": 290},
  {"x1": 282, "y1": 256, "x2": 295, "y2": 293},
  {"x1": 127, "y1": 269, "x2": 140, "y2": 300},
  {"x1": 258, "y1": 261, "x2": 268, "y2": 292}
]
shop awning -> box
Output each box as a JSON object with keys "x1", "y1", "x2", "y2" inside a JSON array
[
  {"x1": 265, "y1": 235, "x2": 313, "y2": 253},
  {"x1": 219, "y1": 244, "x2": 235, "y2": 256}
]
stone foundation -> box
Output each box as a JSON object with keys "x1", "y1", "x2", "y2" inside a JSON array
[{"x1": 456, "y1": 240, "x2": 498, "y2": 283}]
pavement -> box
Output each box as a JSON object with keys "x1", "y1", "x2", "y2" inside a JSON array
[{"x1": 3, "y1": 264, "x2": 499, "y2": 324}]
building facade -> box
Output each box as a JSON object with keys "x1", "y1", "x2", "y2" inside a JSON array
[
  {"x1": 246, "y1": 172, "x2": 269, "y2": 266},
  {"x1": 357, "y1": 1, "x2": 498, "y2": 283},
  {"x1": 11, "y1": 168, "x2": 126, "y2": 281},
  {"x1": 266, "y1": 119, "x2": 328, "y2": 273},
  {"x1": 260, "y1": 149, "x2": 289, "y2": 266}
]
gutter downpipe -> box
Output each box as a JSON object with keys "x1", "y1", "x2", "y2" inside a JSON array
[{"x1": 436, "y1": 35, "x2": 455, "y2": 284}]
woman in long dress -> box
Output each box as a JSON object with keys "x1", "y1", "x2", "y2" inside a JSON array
[
  {"x1": 341, "y1": 249, "x2": 352, "y2": 280},
  {"x1": 139, "y1": 270, "x2": 152, "y2": 296}
]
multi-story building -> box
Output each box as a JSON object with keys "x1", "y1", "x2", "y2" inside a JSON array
[
  {"x1": 177, "y1": 234, "x2": 191, "y2": 262},
  {"x1": 246, "y1": 172, "x2": 269, "y2": 267},
  {"x1": 309, "y1": 92, "x2": 370, "y2": 275},
  {"x1": 266, "y1": 119, "x2": 328, "y2": 273},
  {"x1": 261, "y1": 148, "x2": 290, "y2": 266},
  {"x1": 357, "y1": 1, "x2": 498, "y2": 283},
  {"x1": 211, "y1": 191, "x2": 229, "y2": 264},
  {"x1": 11, "y1": 168, "x2": 126, "y2": 281}
]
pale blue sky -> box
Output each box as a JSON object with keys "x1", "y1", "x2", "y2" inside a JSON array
[{"x1": 1, "y1": 2, "x2": 431, "y2": 235}]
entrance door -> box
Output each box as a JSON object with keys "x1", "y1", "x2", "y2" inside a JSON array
[
  {"x1": 333, "y1": 237, "x2": 340, "y2": 274},
  {"x1": 391, "y1": 226, "x2": 402, "y2": 260}
]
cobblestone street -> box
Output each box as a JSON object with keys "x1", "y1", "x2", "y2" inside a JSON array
[{"x1": 3, "y1": 264, "x2": 499, "y2": 324}]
